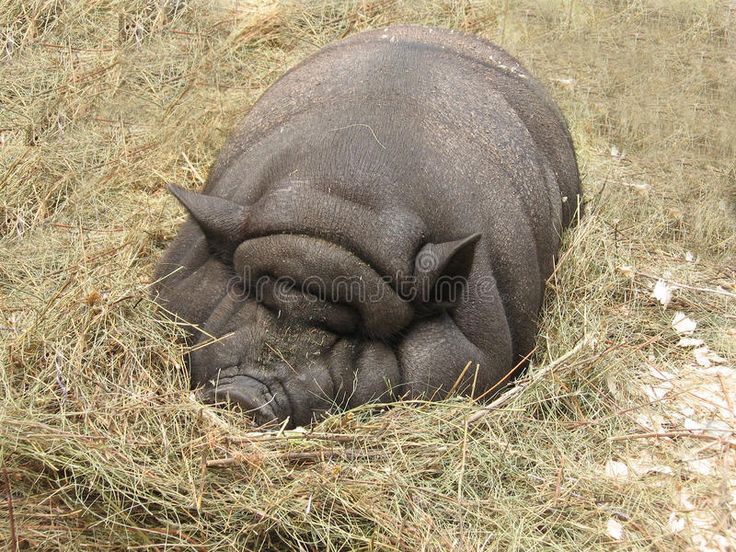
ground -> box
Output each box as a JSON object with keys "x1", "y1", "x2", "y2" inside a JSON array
[{"x1": 1, "y1": 1, "x2": 734, "y2": 550}]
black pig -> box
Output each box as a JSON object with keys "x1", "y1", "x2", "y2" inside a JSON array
[{"x1": 154, "y1": 25, "x2": 581, "y2": 427}]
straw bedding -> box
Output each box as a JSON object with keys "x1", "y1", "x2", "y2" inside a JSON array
[{"x1": 1, "y1": 1, "x2": 734, "y2": 550}]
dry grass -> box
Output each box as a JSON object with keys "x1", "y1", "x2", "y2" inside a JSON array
[{"x1": 1, "y1": 1, "x2": 735, "y2": 550}]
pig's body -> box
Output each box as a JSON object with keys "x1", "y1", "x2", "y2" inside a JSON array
[{"x1": 154, "y1": 26, "x2": 581, "y2": 427}]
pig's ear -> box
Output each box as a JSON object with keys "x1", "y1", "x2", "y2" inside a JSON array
[
  {"x1": 412, "y1": 233, "x2": 480, "y2": 305},
  {"x1": 168, "y1": 184, "x2": 247, "y2": 242}
]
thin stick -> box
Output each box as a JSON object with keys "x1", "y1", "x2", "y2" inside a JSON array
[
  {"x1": 610, "y1": 430, "x2": 735, "y2": 445},
  {"x1": 206, "y1": 448, "x2": 385, "y2": 467},
  {"x1": 718, "y1": 374, "x2": 735, "y2": 414},
  {"x1": 636, "y1": 271, "x2": 736, "y2": 299},
  {"x1": 329, "y1": 123, "x2": 386, "y2": 149},
  {"x1": 226, "y1": 431, "x2": 358, "y2": 444},
  {"x1": 554, "y1": 456, "x2": 565, "y2": 505},
  {"x1": 468, "y1": 339, "x2": 587, "y2": 425},
  {"x1": 446, "y1": 361, "x2": 474, "y2": 398},
  {"x1": 3, "y1": 464, "x2": 17, "y2": 552},
  {"x1": 206, "y1": 454, "x2": 260, "y2": 468},
  {"x1": 472, "y1": 346, "x2": 538, "y2": 403},
  {"x1": 457, "y1": 415, "x2": 470, "y2": 501}
]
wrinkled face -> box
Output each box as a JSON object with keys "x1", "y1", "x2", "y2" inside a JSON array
[
  {"x1": 192, "y1": 296, "x2": 354, "y2": 428},
  {"x1": 161, "y1": 186, "x2": 482, "y2": 428},
  {"x1": 191, "y1": 233, "x2": 412, "y2": 427}
]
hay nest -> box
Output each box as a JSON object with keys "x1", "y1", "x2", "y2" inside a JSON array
[{"x1": 1, "y1": 1, "x2": 734, "y2": 550}]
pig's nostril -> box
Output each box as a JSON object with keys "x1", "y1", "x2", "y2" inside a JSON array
[
  {"x1": 221, "y1": 388, "x2": 275, "y2": 425},
  {"x1": 199, "y1": 375, "x2": 285, "y2": 427}
]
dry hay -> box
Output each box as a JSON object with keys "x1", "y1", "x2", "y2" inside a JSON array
[{"x1": 1, "y1": 1, "x2": 735, "y2": 550}]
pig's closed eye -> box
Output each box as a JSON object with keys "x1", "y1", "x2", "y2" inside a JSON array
[{"x1": 257, "y1": 277, "x2": 360, "y2": 335}]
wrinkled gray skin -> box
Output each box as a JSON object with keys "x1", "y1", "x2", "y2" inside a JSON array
[{"x1": 154, "y1": 26, "x2": 581, "y2": 427}]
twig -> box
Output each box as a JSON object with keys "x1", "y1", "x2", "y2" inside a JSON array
[
  {"x1": 554, "y1": 456, "x2": 565, "y2": 505},
  {"x1": 3, "y1": 419, "x2": 105, "y2": 441},
  {"x1": 55, "y1": 349, "x2": 68, "y2": 402},
  {"x1": 226, "y1": 431, "x2": 358, "y2": 444},
  {"x1": 610, "y1": 430, "x2": 735, "y2": 445},
  {"x1": 637, "y1": 271, "x2": 736, "y2": 299},
  {"x1": 446, "y1": 361, "x2": 474, "y2": 398},
  {"x1": 3, "y1": 464, "x2": 17, "y2": 552},
  {"x1": 45, "y1": 222, "x2": 126, "y2": 233},
  {"x1": 457, "y1": 415, "x2": 469, "y2": 501},
  {"x1": 206, "y1": 448, "x2": 385, "y2": 468},
  {"x1": 468, "y1": 339, "x2": 587, "y2": 425},
  {"x1": 132, "y1": 526, "x2": 207, "y2": 551},
  {"x1": 206, "y1": 455, "x2": 258, "y2": 468},
  {"x1": 718, "y1": 374, "x2": 735, "y2": 414},
  {"x1": 182, "y1": 151, "x2": 205, "y2": 184},
  {"x1": 472, "y1": 346, "x2": 538, "y2": 402},
  {"x1": 287, "y1": 448, "x2": 383, "y2": 462},
  {"x1": 189, "y1": 393, "x2": 232, "y2": 432},
  {"x1": 329, "y1": 123, "x2": 386, "y2": 149},
  {"x1": 264, "y1": 342, "x2": 297, "y2": 374}
]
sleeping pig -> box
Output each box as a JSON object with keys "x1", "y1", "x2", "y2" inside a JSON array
[{"x1": 154, "y1": 25, "x2": 581, "y2": 427}]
